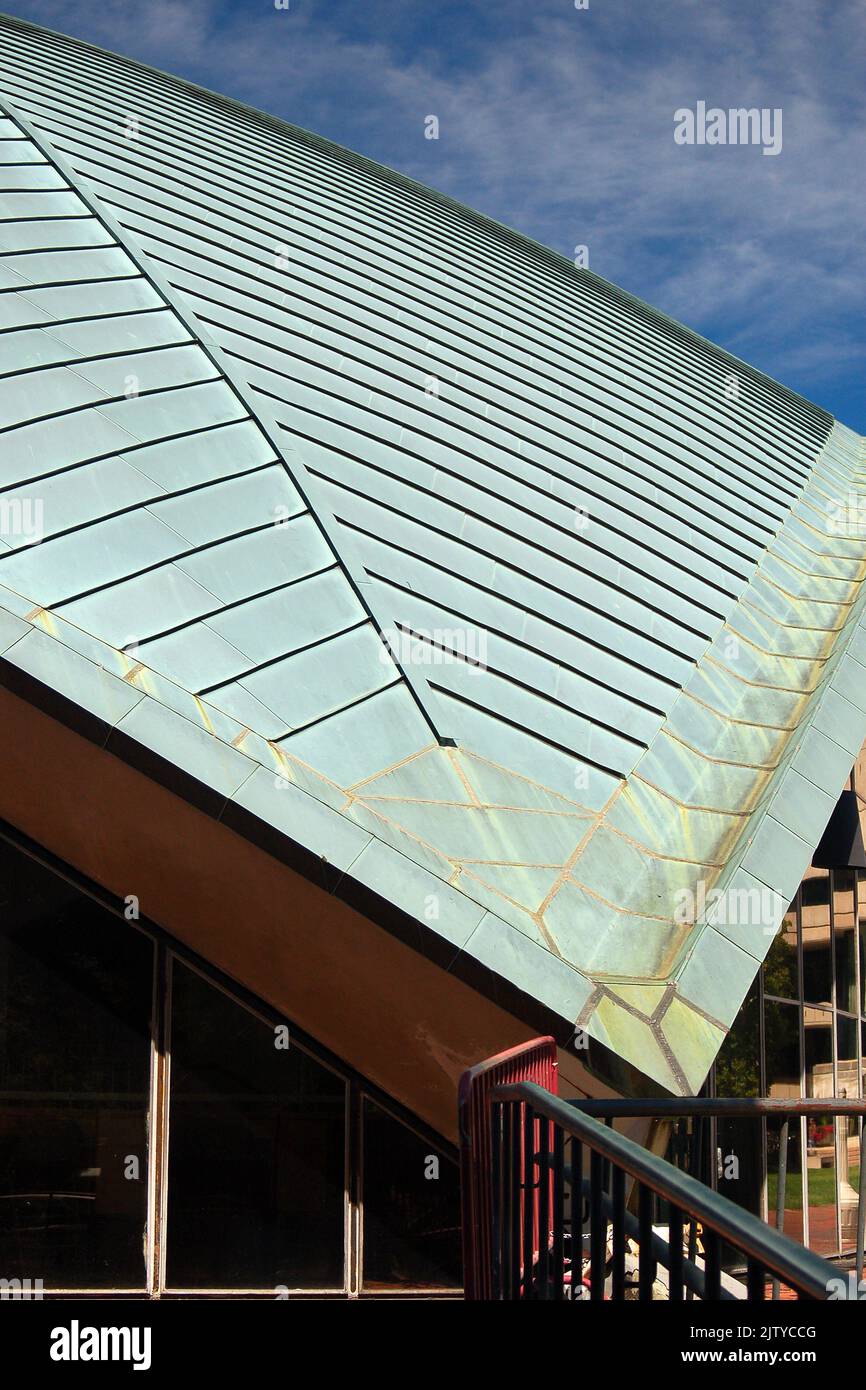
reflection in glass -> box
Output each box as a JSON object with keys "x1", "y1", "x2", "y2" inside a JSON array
[
  {"x1": 764, "y1": 998, "x2": 800, "y2": 1099},
  {"x1": 834, "y1": 870, "x2": 858, "y2": 1016},
  {"x1": 764, "y1": 1000, "x2": 803, "y2": 1242},
  {"x1": 835, "y1": 1016, "x2": 860, "y2": 1251},
  {"x1": 362, "y1": 1098, "x2": 461, "y2": 1289},
  {"x1": 767, "y1": 1116, "x2": 804, "y2": 1245},
  {"x1": 763, "y1": 906, "x2": 798, "y2": 1002},
  {"x1": 801, "y1": 870, "x2": 832, "y2": 1006},
  {"x1": 836, "y1": 1015, "x2": 858, "y2": 1099},
  {"x1": 804, "y1": 1006, "x2": 837, "y2": 1254},
  {"x1": 166, "y1": 962, "x2": 346, "y2": 1289},
  {"x1": 0, "y1": 836, "x2": 152, "y2": 1288},
  {"x1": 715, "y1": 981, "x2": 762, "y2": 1223}
]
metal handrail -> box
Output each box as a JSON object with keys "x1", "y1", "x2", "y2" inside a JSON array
[
  {"x1": 493, "y1": 1082, "x2": 844, "y2": 1300},
  {"x1": 564, "y1": 1097, "x2": 866, "y2": 1117},
  {"x1": 568, "y1": 1169, "x2": 730, "y2": 1301},
  {"x1": 566, "y1": 1093, "x2": 866, "y2": 1294}
]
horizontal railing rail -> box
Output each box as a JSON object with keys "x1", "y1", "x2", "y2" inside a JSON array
[
  {"x1": 566, "y1": 1094, "x2": 866, "y2": 1299},
  {"x1": 483, "y1": 1081, "x2": 859, "y2": 1301},
  {"x1": 564, "y1": 1097, "x2": 866, "y2": 1118}
]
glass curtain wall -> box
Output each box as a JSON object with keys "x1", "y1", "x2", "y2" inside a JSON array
[
  {"x1": 712, "y1": 865, "x2": 865, "y2": 1257},
  {"x1": 0, "y1": 830, "x2": 461, "y2": 1296},
  {"x1": 0, "y1": 837, "x2": 152, "y2": 1289}
]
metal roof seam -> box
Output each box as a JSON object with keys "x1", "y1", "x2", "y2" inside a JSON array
[{"x1": 0, "y1": 90, "x2": 446, "y2": 748}]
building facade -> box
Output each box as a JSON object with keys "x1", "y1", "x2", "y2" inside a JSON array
[
  {"x1": 0, "y1": 12, "x2": 865, "y2": 1295},
  {"x1": 712, "y1": 756, "x2": 866, "y2": 1259}
]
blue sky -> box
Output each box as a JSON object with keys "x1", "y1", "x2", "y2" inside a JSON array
[{"x1": 8, "y1": 0, "x2": 865, "y2": 429}]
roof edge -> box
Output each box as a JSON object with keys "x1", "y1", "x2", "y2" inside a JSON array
[{"x1": 0, "y1": 9, "x2": 836, "y2": 424}]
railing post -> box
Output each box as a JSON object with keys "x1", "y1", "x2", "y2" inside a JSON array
[
  {"x1": 538, "y1": 1112, "x2": 550, "y2": 1298},
  {"x1": 571, "y1": 1136, "x2": 584, "y2": 1297},
  {"x1": 509, "y1": 1104, "x2": 521, "y2": 1299},
  {"x1": 491, "y1": 1101, "x2": 502, "y2": 1300},
  {"x1": 703, "y1": 1228, "x2": 721, "y2": 1300},
  {"x1": 747, "y1": 1257, "x2": 765, "y2": 1300},
  {"x1": 590, "y1": 1150, "x2": 606, "y2": 1300},
  {"x1": 638, "y1": 1185, "x2": 655, "y2": 1299},
  {"x1": 611, "y1": 1165, "x2": 626, "y2": 1300},
  {"x1": 668, "y1": 1205, "x2": 684, "y2": 1301},
  {"x1": 552, "y1": 1124, "x2": 565, "y2": 1300},
  {"x1": 857, "y1": 1121, "x2": 866, "y2": 1294},
  {"x1": 771, "y1": 1118, "x2": 789, "y2": 1301},
  {"x1": 523, "y1": 1102, "x2": 535, "y2": 1299}
]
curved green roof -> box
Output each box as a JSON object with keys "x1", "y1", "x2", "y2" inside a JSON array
[{"x1": 1, "y1": 11, "x2": 864, "y2": 1094}]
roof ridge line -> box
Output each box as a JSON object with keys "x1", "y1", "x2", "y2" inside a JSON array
[{"x1": 0, "y1": 10, "x2": 837, "y2": 424}]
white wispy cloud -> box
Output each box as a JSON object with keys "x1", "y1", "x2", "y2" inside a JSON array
[{"x1": 7, "y1": 0, "x2": 865, "y2": 414}]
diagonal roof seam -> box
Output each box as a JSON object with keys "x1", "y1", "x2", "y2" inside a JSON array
[
  {"x1": 0, "y1": 581, "x2": 598, "y2": 1034},
  {"x1": 2, "y1": 13, "x2": 865, "y2": 1100},
  {"x1": 0, "y1": 91, "x2": 446, "y2": 749}
]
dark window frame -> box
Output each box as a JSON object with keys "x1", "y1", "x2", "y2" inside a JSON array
[{"x1": 0, "y1": 818, "x2": 461, "y2": 1299}]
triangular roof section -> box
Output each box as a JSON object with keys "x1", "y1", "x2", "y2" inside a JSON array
[{"x1": 2, "y1": 11, "x2": 865, "y2": 1095}]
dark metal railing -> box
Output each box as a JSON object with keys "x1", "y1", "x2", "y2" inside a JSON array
[
  {"x1": 459, "y1": 1038, "x2": 866, "y2": 1300},
  {"x1": 486, "y1": 1083, "x2": 855, "y2": 1301},
  {"x1": 567, "y1": 1096, "x2": 866, "y2": 1300}
]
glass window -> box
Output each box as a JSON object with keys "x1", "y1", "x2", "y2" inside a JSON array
[
  {"x1": 763, "y1": 1000, "x2": 803, "y2": 1241},
  {"x1": 801, "y1": 870, "x2": 832, "y2": 1006},
  {"x1": 362, "y1": 1097, "x2": 461, "y2": 1290},
  {"x1": 763, "y1": 904, "x2": 798, "y2": 1001},
  {"x1": 803, "y1": 1006, "x2": 837, "y2": 1254},
  {"x1": 165, "y1": 961, "x2": 346, "y2": 1290},
  {"x1": 0, "y1": 835, "x2": 465, "y2": 1297},
  {"x1": 804, "y1": 1005, "x2": 833, "y2": 1096},
  {"x1": 715, "y1": 981, "x2": 763, "y2": 1223},
  {"x1": 835, "y1": 1017, "x2": 860, "y2": 1252},
  {"x1": 836, "y1": 1014, "x2": 858, "y2": 1099},
  {"x1": 764, "y1": 998, "x2": 801, "y2": 1100},
  {"x1": 833, "y1": 870, "x2": 858, "y2": 1016},
  {"x1": 767, "y1": 1116, "x2": 804, "y2": 1246},
  {"x1": 858, "y1": 877, "x2": 866, "y2": 1017},
  {"x1": 725, "y1": 836, "x2": 866, "y2": 1260},
  {"x1": 0, "y1": 836, "x2": 152, "y2": 1289}
]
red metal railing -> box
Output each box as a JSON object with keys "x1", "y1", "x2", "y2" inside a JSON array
[{"x1": 459, "y1": 1036, "x2": 558, "y2": 1299}]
